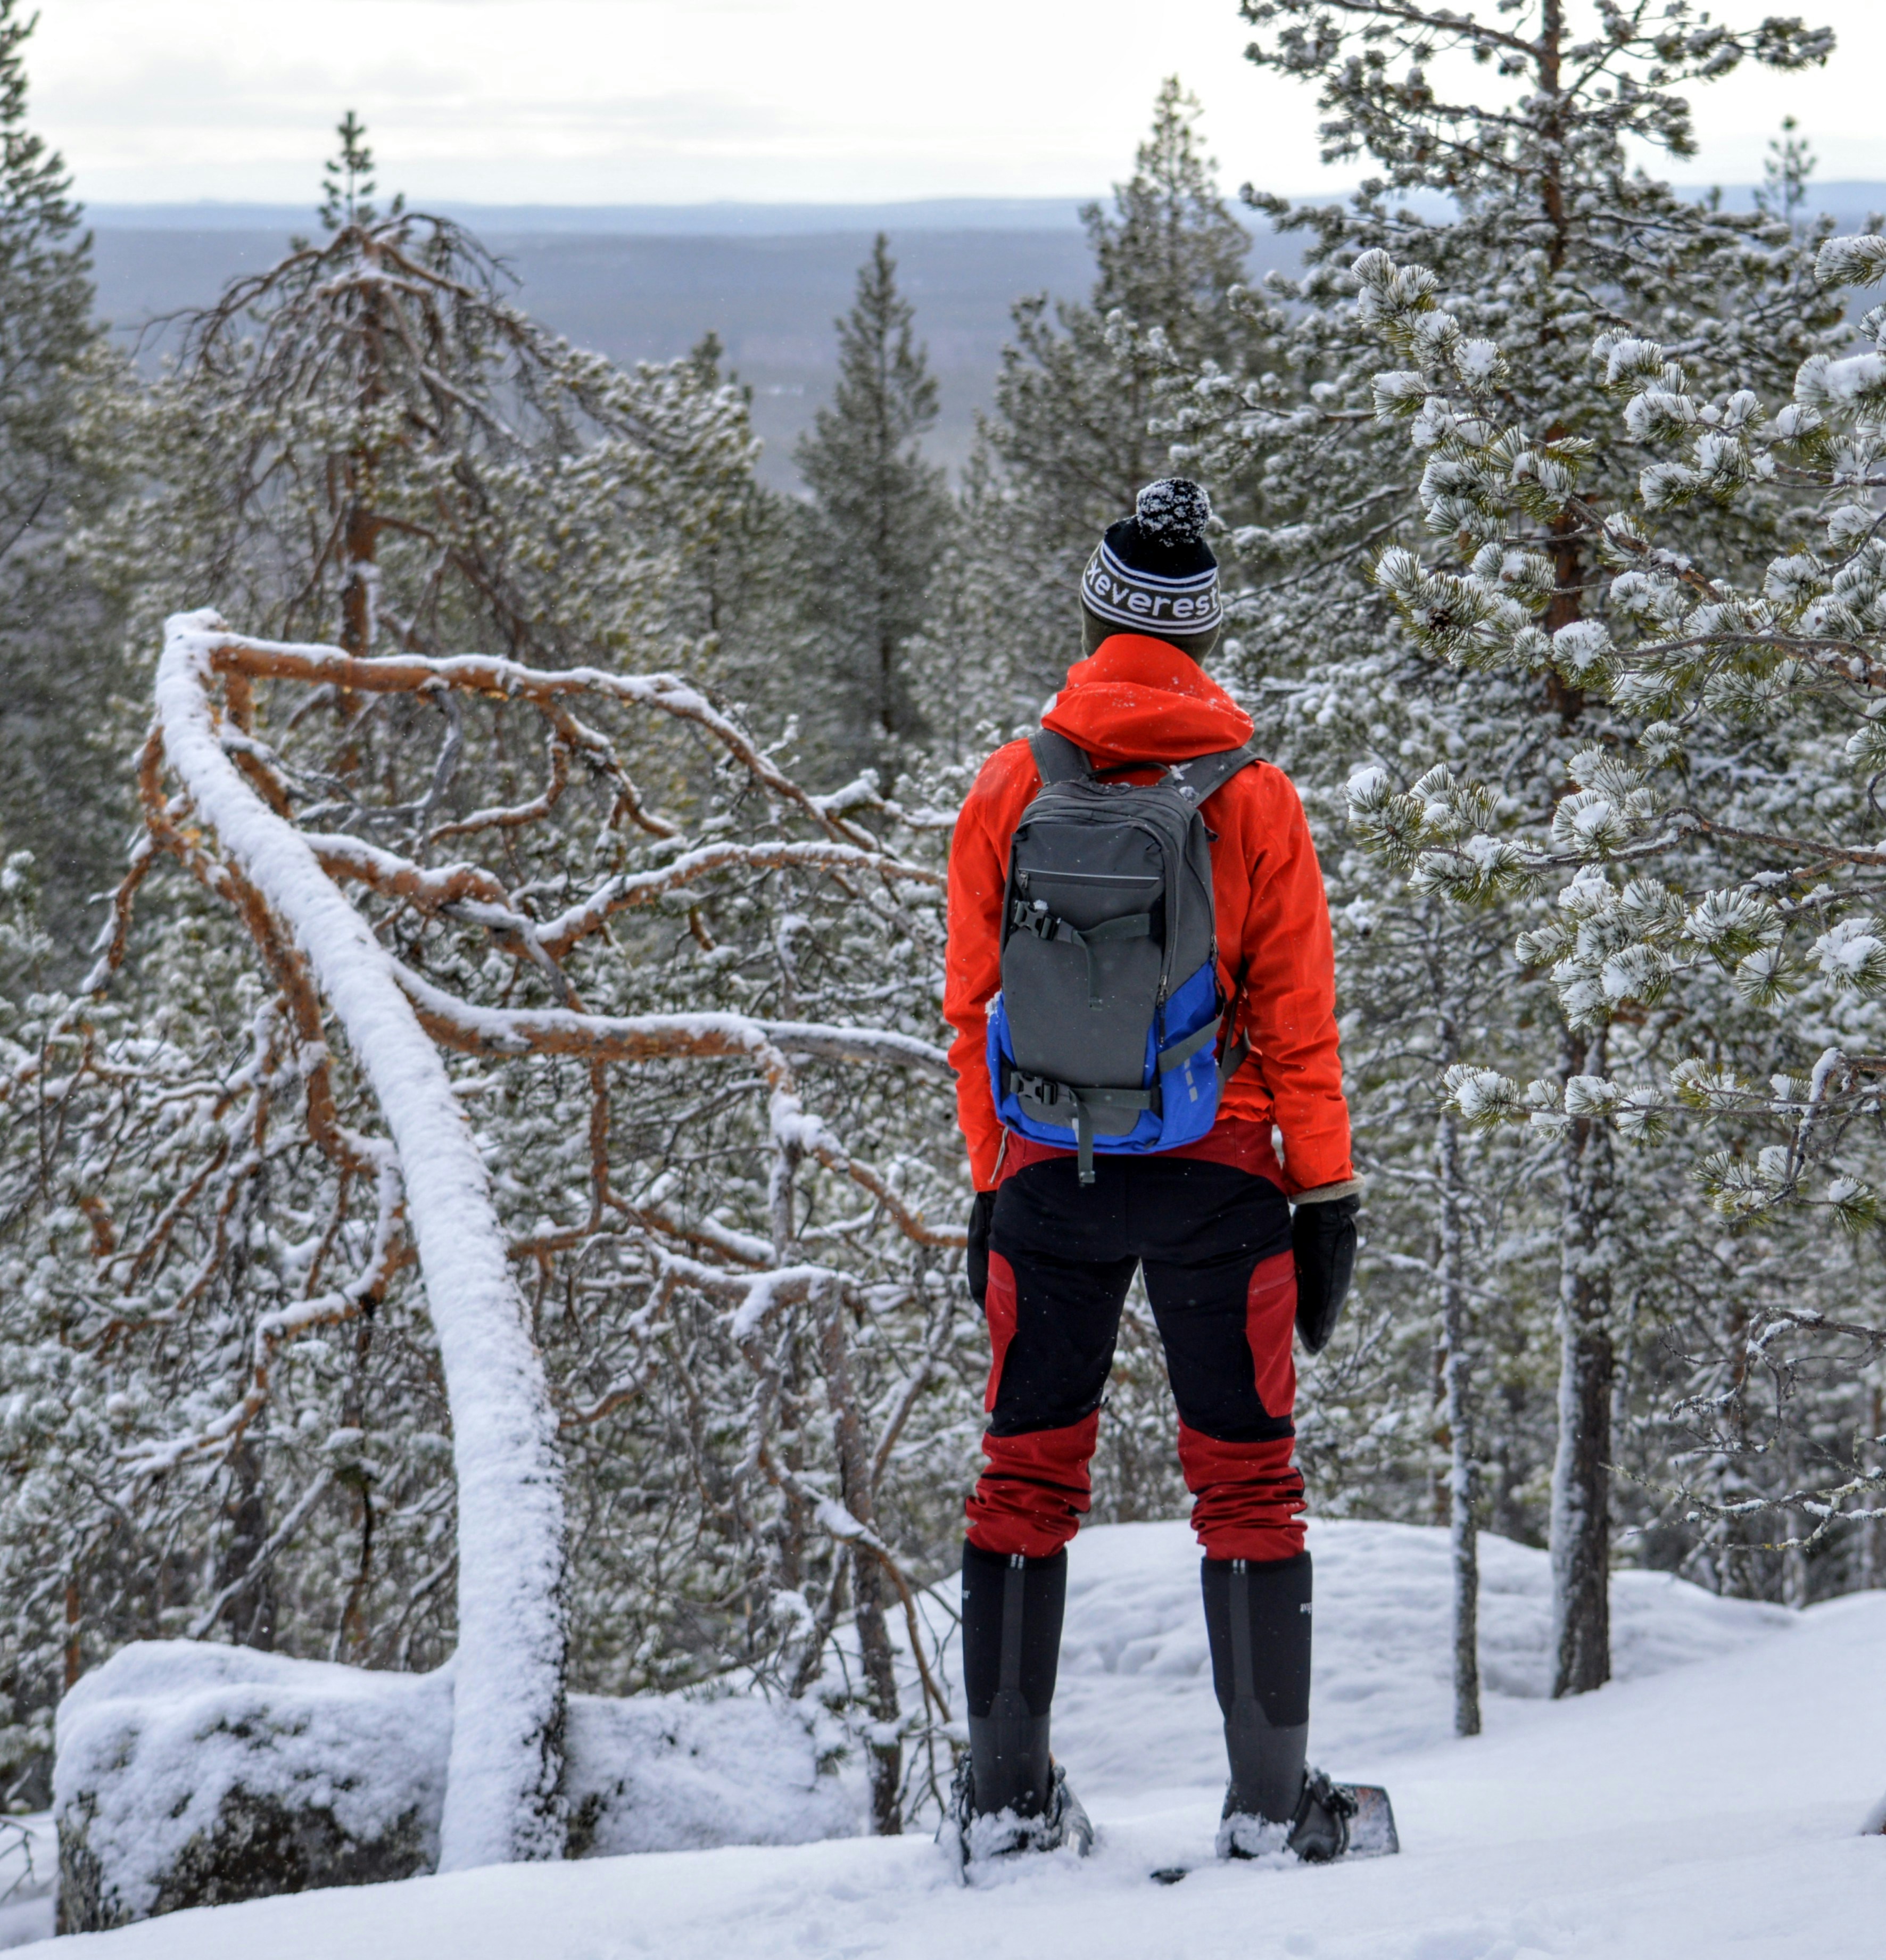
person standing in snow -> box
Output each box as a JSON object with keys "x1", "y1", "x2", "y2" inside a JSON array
[{"x1": 942, "y1": 479, "x2": 1373, "y2": 1865}]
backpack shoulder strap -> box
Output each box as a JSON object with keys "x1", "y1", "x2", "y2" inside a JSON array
[
  {"x1": 1166, "y1": 744, "x2": 1261, "y2": 808},
  {"x1": 1029, "y1": 729, "x2": 1093, "y2": 784}
]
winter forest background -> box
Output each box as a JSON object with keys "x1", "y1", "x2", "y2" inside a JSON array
[{"x1": 4, "y1": 0, "x2": 1886, "y2": 1907}]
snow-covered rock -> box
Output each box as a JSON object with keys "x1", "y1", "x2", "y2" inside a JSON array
[
  {"x1": 54, "y1": 1642, "x2": 853, "y2": 1931},
  {"x1": 54, "y1": 1644, "x2": 450, "y2": 1932}
]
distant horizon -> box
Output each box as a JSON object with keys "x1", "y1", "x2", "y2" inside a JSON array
[{"x1": 82, "y1": 180, "x2": 1886, "y2": 239}]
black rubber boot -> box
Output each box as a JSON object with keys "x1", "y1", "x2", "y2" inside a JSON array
[
  {"x1": 1201, "y1": 1550, "x2": 1312, "y2": 1856},
  {"x1": 960, "y1": 1540, "x2": 1066, "y2": 1820}
]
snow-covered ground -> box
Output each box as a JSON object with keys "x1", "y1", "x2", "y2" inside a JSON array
[{"x1": 24, "y1": 1517, "x2": 1886, "y2": 1957}]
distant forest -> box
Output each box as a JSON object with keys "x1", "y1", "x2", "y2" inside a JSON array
[{"x1": 87, "y1": 185, "x2": 1886, "y2": 489}]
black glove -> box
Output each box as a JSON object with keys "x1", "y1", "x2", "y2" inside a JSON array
[
  {"x1": 1293, "y1": 1194, "x2": 1359, "y2": 1354},
  {"x1": 966, "y1": 1190, "x2": 998, "y2": 1308}
]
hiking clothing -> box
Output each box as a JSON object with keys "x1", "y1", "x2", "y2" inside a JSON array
[
  {"x1": 1292, "y1": 1193, "x2": 1359, "y2": 1354},
  {"x1": 1081, "y1": 604, "x2": 1221, "y2": 662},
  {"x1": 1204, "y1": 1550, "x2": 1312, "y2": 1828},
  {"x1": 1080, "y1": 477, "x2": 1222, "y2": 647},
  {"x1": 960, "y1": 1540, "x2": 1065, "y2": 1820},
  {"x1": 965, "y1": 1189, "x2": 997, "y2": 1308},
  {"x1": 964, "y1": 1146, "x2": 1307, "y2": 1564},
  {"x1": 944, "y1": 633, "x2": 1352, "y2": 1196}
]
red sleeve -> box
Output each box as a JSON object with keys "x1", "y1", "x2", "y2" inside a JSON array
[
  {"x1": 1231, "y1": 768, "x2": 1353, "y2": 1195},
  {"x1": 942, "y1": 743, "x2": 1037, "y2": 1190}
]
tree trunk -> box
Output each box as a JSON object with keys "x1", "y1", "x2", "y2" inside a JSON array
[
  {"x1": 1551, "y1": 1024, "x2": 1614, "y2": 1698},
  {"x1": 158, "y1": 616, "x2": 569, "y2": 1868},
  {"x1": 219, "y1": 1439, "x2": 277, "y2": 1650},
  {"x1": 1436, "y1": 1106, "x2": 1482, "y2": 1737},
  {"x1": 1862, "y1": 1383, "x2": 1884, "y2": 1591},
  {"x1": 818, "y1": 1288, "x2": 903, "y2": 1834}
]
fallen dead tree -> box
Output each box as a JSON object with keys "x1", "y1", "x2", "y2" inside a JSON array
[{"x1": 21, "y1": 608, "x2": 971, "y2": 1908}]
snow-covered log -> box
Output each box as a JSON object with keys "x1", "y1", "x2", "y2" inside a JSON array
[{"x1": 152, "y1": 610, "x2": 568, "y2": 1869}]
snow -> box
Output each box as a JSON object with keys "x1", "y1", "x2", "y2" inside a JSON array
[
  {"x1": 54, "y1": 1643, "x2": 452, "y2": 1923},
  {"x1": 561, "y1": 1694, "x2": 851, "y2": 1856},
  {"x1": 1797, "y1": 351, "x2": 1886, "y2": 412},
  {"x1": 1813, "y1": 917, "x2": 1886, "y2": 986},
  {"x1": 34, "y1": 1516, "x2": 1882, "y2": 1960},
  {"x1": 0, "y1": 1819, "x2": 53, "y2": 1951},
  {"x1": 1550, "y1": 619, "x2": 1611, "y2": 678},
  {"x1": 48, "y1": 1640, "x2": 850, "y2": 1932},
  {"x1": 153, "y1": 614, "x2": 567, "y2": 1867}
]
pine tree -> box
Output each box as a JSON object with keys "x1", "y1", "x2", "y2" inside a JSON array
[
  {"x1": 792, "y1": 235, "x2": 953, "y2": 776},
  {"x1": 961, "y1": 78, "x2": 1251, "y2": 718},
  {"x1": 0, "y1": 0, "x2": 129, "y2": 959},
  {"x1": 1352, "y1": 217, "x2": 1886, "y2": 1616},
  {"x1": 85, "y1": 115, "x2": 755, "y2": 675},
  {"x1": 1169, "y1": 0, "x2": 1840, "y2": 1706}
]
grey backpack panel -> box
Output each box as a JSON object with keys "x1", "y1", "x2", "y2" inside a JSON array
[{"x1": 998, "y1": 732, "x2": 1257, "y2": 1146}]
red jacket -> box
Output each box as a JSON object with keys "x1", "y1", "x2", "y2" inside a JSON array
[{"x1": 943, "y1": 634, "x2": 1352, "y2": 1196}]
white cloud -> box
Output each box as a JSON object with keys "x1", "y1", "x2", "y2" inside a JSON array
[{"x1": 27, "y1": 0, "x2": 1886, "y2": 207}]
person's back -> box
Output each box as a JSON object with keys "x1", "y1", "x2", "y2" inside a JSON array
[{"x1": 941, "y1": 479, "x2": 1387, "y2": 1869}]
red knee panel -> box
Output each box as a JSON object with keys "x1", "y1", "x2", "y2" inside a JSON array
[
  {"x1": 965, "y1": 1412, "x2": 1101, "y2": 1559},
  {"x1": 1177, "y1": 1425, "x2": 1306, "y2": 1562},
  {"x1": 1246, "y1": 1248, "x2": 1297, "y2": 1419},
  {"x1": 983, "y1": 1251, "x2": 1018, "y2": 1413}
]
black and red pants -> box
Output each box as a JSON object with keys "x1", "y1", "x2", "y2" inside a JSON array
[{"x1": 967, "y1": 1128, "x2": 1306, "y2": 1564}]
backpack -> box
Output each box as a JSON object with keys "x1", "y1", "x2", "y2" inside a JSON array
[{"x1": 985, "y1": 729, "x2": 1258, "y2": 1184}]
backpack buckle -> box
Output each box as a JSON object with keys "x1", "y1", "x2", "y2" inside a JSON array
[{"x1": 1004, "y1": 1065, "x2": 1062, "y2": 1108}]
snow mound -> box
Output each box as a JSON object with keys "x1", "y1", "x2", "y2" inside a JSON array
[
  {"x1": 54, "y1": 1641, "x2": 852, "y2": 1929},
  {"x1": 563, "y1": 1693, "x2": 851, "y2": 1856},
  {"x1": 984, "y1": 1518, "x2": 1793, "y2": 1797}
]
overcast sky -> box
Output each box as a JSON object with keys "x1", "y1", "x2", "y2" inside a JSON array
[{"x1": 30, "y1": 0, "x2": 1886, "y2": 209}]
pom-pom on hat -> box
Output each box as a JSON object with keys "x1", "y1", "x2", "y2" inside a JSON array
[{"x1": 1080, "y1": 478, "x2": 1222, "y2": 644}]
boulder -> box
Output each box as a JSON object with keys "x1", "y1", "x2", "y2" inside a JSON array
[
  {"x1": 55, "y1": 1643, "x2": 855, "y2": 1930},
  {"x1": 54, "y1": 1644, "x2": 448, "y2": 1932}
]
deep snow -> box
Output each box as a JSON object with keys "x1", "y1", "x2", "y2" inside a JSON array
[{"x1": 23, "y1": 1516, "x2": 1886, "y2": 1957}]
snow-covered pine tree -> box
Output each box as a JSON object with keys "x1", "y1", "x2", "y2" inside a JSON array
[
  {"x1": 1352, "y1": 225, "x2": 1886, "y2": 1569},
  {"x1": 84, "y1": 113, "x2": 755, "y2": 676},
  {"x1": 679, "y1": 329, "x2": 822, "y2": 746},
  {"x1": 956, "y1": 78, "x2": 1251, "y2": 722},
  {"x1": 793, "y1": 235, "x2": 954, "y2": 775},
  {"x1": 1169, "y1": 0, "x2": 1842, "y2": 1704},
  {"x1": 0, "y1": 0, "x2": 130, "y2": 948}
]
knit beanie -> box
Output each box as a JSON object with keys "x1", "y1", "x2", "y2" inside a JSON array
[{"x1": 1079, "y1": 478, "x2": 1222, "y2": 658}]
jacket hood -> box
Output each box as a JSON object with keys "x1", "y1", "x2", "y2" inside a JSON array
[{"x1": 1041, "y1": 633, "x2": 1254, "y2": 767}]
